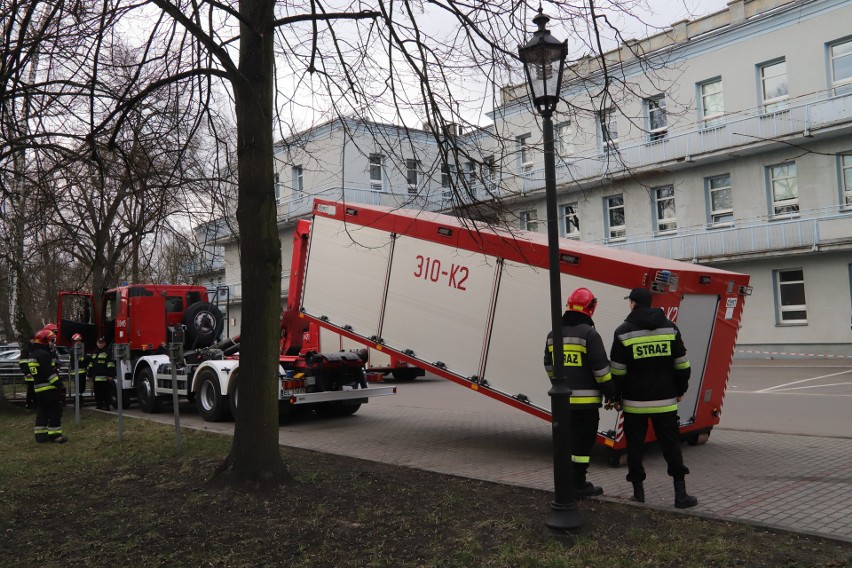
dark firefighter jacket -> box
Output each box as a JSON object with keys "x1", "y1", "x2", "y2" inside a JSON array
[
  {"x1": 27, "y1": 343, "x2": 62, "y2": 393},
  {"x1": 87, "y1": 348, "x2": 115, "y2": 380},
  {"x1": 543, "y1": 311, "x2": 616, "y2": 407},
  {"x1": 609, "y1": 306, "x2": 691, "y2": 414}
]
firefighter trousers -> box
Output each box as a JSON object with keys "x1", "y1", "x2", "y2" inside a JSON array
[
  {"x1": 34, "y1": 389, "x2": 64, "y2": 442},
  {"x1": 570, "y1": 406, "x2": 600, "y2": 478},
  {"x1": 623, "y1": 410, "x2": 689, "y2": 482}
]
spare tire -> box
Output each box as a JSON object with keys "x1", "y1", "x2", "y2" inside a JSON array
[{"x1": 181, "y1": 303, "x2": 224, "y2": 348}]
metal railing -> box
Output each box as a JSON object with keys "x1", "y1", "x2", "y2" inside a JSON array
[
  {"x1": 512, "y1": 89, "x2": 852, "y2": 194},
  {"x1": 600, "y1": 205, "x2": 852, "y2": 261}
]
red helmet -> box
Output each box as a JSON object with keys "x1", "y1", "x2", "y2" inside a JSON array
[
  {"x1": 42, "y1": 323, "x2": 58, "y2": 332},
  {"x1": 72, "y1": 333, "x2": 83, "y2": 342},
  {"x1": 566, "y1": 287, "x2": 597, "y2": 317},
  {"x1": 34, "y1": 329, "x2": 54, "y2": 345}
]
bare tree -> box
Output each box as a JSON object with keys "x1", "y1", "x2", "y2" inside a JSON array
[{"x1": 1, "y1": 0, "x2": 694, "y2": 486}]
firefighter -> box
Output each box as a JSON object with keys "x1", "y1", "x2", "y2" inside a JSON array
[
  {"x1": 609, "y1": 288, "x2": 697, "y2": 509},
  {"x1": 88, "y1": 337, "x2": 115, "y2": 410},
  {"x1": 28, "y1": 329, "x2": 68, "y2": 443},
  {"x1": 543, "y1": 287, "x2": 616, "y2": 500},
  {"x1": 69, "y1": 333, "x2": 89, "y2": 404}
]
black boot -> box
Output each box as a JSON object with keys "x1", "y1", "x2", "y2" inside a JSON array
[
  {"x1": 674, "y1": 478, "x2": 698, "y2": 509},
  {"x1": 630, "y1": 481, "x2": 645, "y2": 503},
  {"x1": 575, "y1": 481, "x2": 604, "y2": 499}
]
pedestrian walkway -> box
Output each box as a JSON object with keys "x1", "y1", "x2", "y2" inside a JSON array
[{"x1": 272, "y1": 400, "x2": 852, "y2": 543}]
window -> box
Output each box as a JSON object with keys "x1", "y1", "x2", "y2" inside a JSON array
[
  {"x1": 829, "y1": 39, "x2": 852, "y2": 96},
  {"x1": 482, "y1": 155, "x2": 497, "y2": 191},
  {"x1": 406, "y1": 159, "x2": 419, "y2": 194},
  {"x1": 654, "y1": 186, "x2": 677, "y2": 233},
  {"x1": 645, "y1": 95, "x2": 667, "y2": 141},
  {"x1": 369, "y1": 154, "x2": 384, "y2": 191},
  {"x1": 841, "y1": 154, "x2": 852, "y2": 206},
  {"x1": 759, "y1": 59, "x2": 788, "y2": 112},
  {"x1": 517, "y1": 134, "x2": 533, "y2": 171},
  {"x1": 561, "y1": 202, "x2": 580, "y2": 238},
  {"x1": 519, "y1": 210, "x2": 538, "y2": 232},
  {"x1": 441, "y1": 163, "x2": 456, "y2": 198},
  {"x1": 274, "y1": 172, "x2": 281, "y2": 202},
  {"x1": 556, "y1": 121, "x2": 574, "y2": 157},
  {"x1": 774, "y1": 268, "x2": 807, "y2": 324},
  {"x1": 706, "y1": 173, "x2": 734, "y2": 225},
  {"x1": 464, "y1": 161, "x2": 477, "y2": 184},
  {"x1": 699, "y1": 78, "x2": 724, "y2": 127},
  {"x1": 598, "y1": 108, "x2": 618, "y2": 153},
  {"x1": 768, "y1": 162, "x2": 799, "y2": 215},
  {"x1": 605, "y1": 195, "x2": 625, "y2": 240},
  {"x1": 291, "y1": 166, "x2": 303, "y2": 194}
]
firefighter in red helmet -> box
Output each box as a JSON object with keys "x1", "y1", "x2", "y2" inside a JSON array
[
  {"x1": 29, "y1": 330, "x2": 68, "y2": 443},
  {"x1": 543, "y1": 287, "x2": 616, "y2": 499}
]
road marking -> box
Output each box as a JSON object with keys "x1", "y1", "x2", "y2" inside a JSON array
[
  {"x1": 767, "y1": 382, "x2": 852, "y2": 392},
  {"x1": 755, "y1": 369, "x2": 852, "y2": 393}
]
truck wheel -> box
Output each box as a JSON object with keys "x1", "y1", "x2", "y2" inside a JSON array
[
  {"x1": 182, "y1": 303, "x2": 224, "y2": 349},
  {"x1": 135, "y1": 367, "x2": 162, "y2": 413},
  {"x1": 391, "y1": 369, "x2": 420, "y2": 381},
  {"x1": 228, "y1": 371, "x2": 240, "y2": 421},
  {"x1": 196, "y1": 369, "x2": 229, "y2": 422},
  {"x1": 316, "y1": 401, "x2": 361, "y2": 418},
  {"x1": 687, "y1": 429, "x2": 712, "y2": 446}
]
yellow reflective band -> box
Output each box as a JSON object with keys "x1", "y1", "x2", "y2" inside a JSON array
[
  {"x1": 621, "y1": 333, "x2": 676, "y2": 347},
  {"x1": 674, "y1": 361, "x2": 691, "y2": 370},
  {"x1": 611, "y1": 368, "x2": 626, "y2": 376},
  {"x1": 623, "y1": 403, "x2": 678, "y2": 414},
  {"x1": 596, "y1": 373, "x2": 613, "y2": 384},
  {"x1": 571, "y1": 455, "x2": 591, "y2": 464},
  {"x1": 570, "y1": 396, "x2": 602, "y2": 405}
]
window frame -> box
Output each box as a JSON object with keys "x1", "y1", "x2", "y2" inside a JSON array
[
  {"x1": 758, "y1": 58, "x2": 789, "y2": 113},
  {"x1": 559, "y1": 202, "x2": 580, "y2": 238},
  {"x1": 519, "y1": 209, "x2": 538, "y2": 232},
  {"x1": 773, "y1": 268, "x2": 808, "y2": 325},
  {"x1": 698, "y1": 77, "x2": 724, "y2": 127},
  {"x1": 406, "y1": 158, "x2": 420, "y2": 194},
  {"x1": 828, "y1": 37, "x2": 852, "y2": 96},
  {"x1": 840, "y1": 153, "x2": 852, "y2": 207},
  {"x1": 705, "y1": 173, "x2": 734, "y2": 226},
  {"x1": 369, "y1": 154, "x2": 385, "y2": 192},
  {"x1": 604, "y1": 194, "x2": 626, "y2": 241},
  {"x1": 555, "y1": 121, "x2": 574, "y2": 157},
  {"x1": 440, "y1": 162, "x2": 456, "y2": 198},
  {"x1": 653, "y1": 185, "x2": 677, "y2": 234},
  {"x1": 516, "y1": 134, "x2": 533, "y2": 172},
  {"x1": 598, "y1": 108, "x2": 618, "y2": 154},
  {"x1": 767, "y1": 161, "x2": 799, "y2": 216},
  {"x1": 645, "y1": 95, "x2": 668, "y2": 142}
]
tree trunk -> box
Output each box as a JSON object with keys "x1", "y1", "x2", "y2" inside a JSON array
[{"x1": 211, "y1": 0, "x2": 290, "y2": 489}]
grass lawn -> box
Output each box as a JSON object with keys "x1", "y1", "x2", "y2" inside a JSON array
[{"x1": 0, "y1": 403, "x2": 849, "y2": 567}]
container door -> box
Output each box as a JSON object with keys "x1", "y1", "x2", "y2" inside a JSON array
[
  {"x1": 126, "y1": 294, "x2": 166, "y2": 351},
  {"x1": 57, "y1": 292, "x2": 97, "y2": 351},
  {"x1": 673, "y1": 293, "x2": 719, "y2": 425}
]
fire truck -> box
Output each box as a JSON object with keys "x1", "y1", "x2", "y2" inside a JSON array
[
  {"x1": 55, "y1": 226, "x2": 398, "y2": 421},
  {"x1": 295, "y1": 199, "x2": 751, "y2": 462}
]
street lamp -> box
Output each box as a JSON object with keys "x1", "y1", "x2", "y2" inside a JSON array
[{"x1": 519, "y1": 10, "x2": 583, "y2": 532}]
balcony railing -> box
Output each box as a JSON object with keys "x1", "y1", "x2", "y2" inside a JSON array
[
  {"x1": 600, "y1": 205, "x2": 852, "y2": 261},
  {"x1": 513, "y1": 89, "x2": 852, "y2": 194}
]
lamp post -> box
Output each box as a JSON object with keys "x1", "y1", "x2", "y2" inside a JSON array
[{"x1": 519, "y1": 9, "x2": 583, "y2": 531}]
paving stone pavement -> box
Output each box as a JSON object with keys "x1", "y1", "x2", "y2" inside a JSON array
[{"x1": 110, "y1": 380, "x2": 851, "y2": 544}]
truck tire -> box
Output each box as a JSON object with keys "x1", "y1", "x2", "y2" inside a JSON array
[
  {"x1": 227, "y1": 371, "x2": 240, "y2": 421},
  {"x1": 182, "y1": 303, "x2": 224, "y2": 349},
  {"x1": 316, "y1": 401, "x2": 362, "y2": 418},
  {"x1": 196, "y1": 368, "x2": 229, "y2": 422},
  {"x1": 135, "y1": 366, "x2": 162, "y2": 413}
]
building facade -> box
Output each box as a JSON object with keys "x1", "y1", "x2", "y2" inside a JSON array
[{"x1": 207, "y1": 0, "x2": 851, "y2": 356}]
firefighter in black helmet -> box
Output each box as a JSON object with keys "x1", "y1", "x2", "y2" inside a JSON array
[
  {"x1": 610, "y1": 287, "x2": 697, "y2": 509},
  {"x1": 89, "y1": 337, "x2": 115, "y2": 410},
  {"x1": 29, "y1": 329, "x2": 68, "y2": 443},
  {"x1": 543, "y1": 287, "x2": 617, "y2": 499}
]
